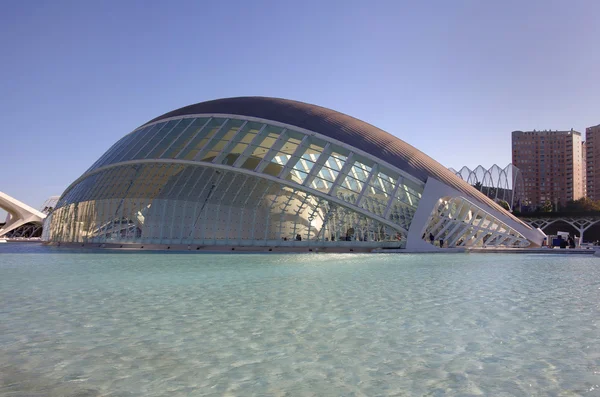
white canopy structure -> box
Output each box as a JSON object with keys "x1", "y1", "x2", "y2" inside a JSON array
[{"x1": 0, "y1": 191, "x2": 46, "y2": 238}]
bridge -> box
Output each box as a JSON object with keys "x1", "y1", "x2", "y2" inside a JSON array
[{"x1": 518, "y1": 213, "x2": 600, "y2": 246}]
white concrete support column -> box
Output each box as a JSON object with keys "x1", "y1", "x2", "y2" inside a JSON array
[
  {"x1": 563, "y1": 218, "x2": 600, "y2": 247},
  {"x1": 405, "y1": 179, "x2": 450, "y2": 252},
  {"x1": 405, "y1": 177, "x2": 545, "y2": 252},
  {"x1": 459, "y1": 210, "x2": 483, "y2": 247}
]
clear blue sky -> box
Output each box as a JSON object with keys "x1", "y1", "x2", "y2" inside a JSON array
[{"x1": 1, "y1": 0, "x2": 599, "y2": 215}]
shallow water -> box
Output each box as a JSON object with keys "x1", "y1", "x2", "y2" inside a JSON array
[{"x1": 1, "y1": 244, "x2": 600, "y2": 396}]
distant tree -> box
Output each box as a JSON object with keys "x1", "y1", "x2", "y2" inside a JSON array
[
  {"x1": 563, "y1": 197, "x2": 600, "y2": 212},
  {"x1": 540, "y1": 200, "x2": 554, "y2": 213},
  {"x1": 497, "y1": 200, "x2": 510, "y2": 211},
  {"x1": 472, "y1": 182, "x2": 483, "y2": 191}
]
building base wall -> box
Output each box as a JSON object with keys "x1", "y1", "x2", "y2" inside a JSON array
[{"x1": 43, "y1": 241, "x2": 399, "y2": 253}]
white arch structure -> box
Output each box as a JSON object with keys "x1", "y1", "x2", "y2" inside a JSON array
[
  {"x1": 0, "y1": 191, "x2": 46, "y2": 238},
  {"x1": 449, "y1": 164, "x2": 524, "y2": 210}
]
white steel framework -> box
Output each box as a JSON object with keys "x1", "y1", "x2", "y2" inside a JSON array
[
  {"x1": 46, "y1": 116, "x2": 423, "y2": 248},
  {"x1": 421, "y1": 196, "x2": 530, "y2": 248},
  {"x1": 449, "y1": 164, "x2": 524, "y2": 211},
  {"x1": 45, "y1": 98, "x2": 545, "y2": 251}
]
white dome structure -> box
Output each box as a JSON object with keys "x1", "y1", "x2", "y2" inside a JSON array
[{"x1": 44, "y1": 97, "x2": 545, "y2": 251}]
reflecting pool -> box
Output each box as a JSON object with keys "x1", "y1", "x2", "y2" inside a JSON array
[{"x1": 1, "y1": 244, "x2": 600, "y2": 396}]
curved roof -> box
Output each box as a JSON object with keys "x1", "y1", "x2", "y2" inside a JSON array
[{"x1": 142, "y1": 96, "x2": 516, "y2": 218}]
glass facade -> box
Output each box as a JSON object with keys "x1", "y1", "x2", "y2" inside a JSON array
[{"x1": 47, "y1": 116, "x2": 425, "y2": 248}]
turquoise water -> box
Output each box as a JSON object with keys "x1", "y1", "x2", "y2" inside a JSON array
[{"x1": 1, "y1": 244, "x2": 600, "y2": 396}]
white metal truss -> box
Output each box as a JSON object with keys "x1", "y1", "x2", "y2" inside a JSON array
[
  {"x1": 91, "y1": 113, "x2": 425, "y2": 189},
  {"x1": 57, "y1": 114, "x2": 427, "y2": 239},
  {"x1": 422, "y1": 196, "x2": 530, "y2": 248},
  {"x1": 449, "y1": 164, "x2": 524, "y2": 211}
]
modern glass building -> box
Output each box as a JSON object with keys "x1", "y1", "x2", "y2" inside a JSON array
[{"x1": 43, "y1": 97, "x2": 545, "y2": 251}]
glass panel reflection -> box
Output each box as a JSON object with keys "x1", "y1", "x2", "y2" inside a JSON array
[{"x1": 56, "y1": 116, "x2": 430, "y2": 247}]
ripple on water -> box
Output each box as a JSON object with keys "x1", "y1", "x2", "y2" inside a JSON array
[{"x1": 1, "y1": 247, "x2": 600, "y2": 396}]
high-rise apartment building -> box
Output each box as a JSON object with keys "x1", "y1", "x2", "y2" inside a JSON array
[
  {"x1": 585, "y1": 124, "x2": 600, "y2": 199},
  {"x1": 512, "y1": 129, "x2": 584, "y2": 209},
  {"x1": 582, "y1": 141, "x2": 587, "y2": 198}
]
